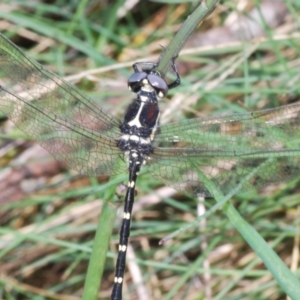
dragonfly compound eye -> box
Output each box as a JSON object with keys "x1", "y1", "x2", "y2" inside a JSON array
[
  {"x1": 147, "y1": 74, "x2": 168, "y2": 98},
  {"x1": 128, "y1": 71, "x2": 148, "y2": 92}
]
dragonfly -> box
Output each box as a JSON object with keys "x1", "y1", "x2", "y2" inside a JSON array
[{"x1": 1, "y1": 33, "x2": 300, "y2": 299}]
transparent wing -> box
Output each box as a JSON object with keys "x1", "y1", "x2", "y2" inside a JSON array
[
  {"x1": 149, "y1": 104, "x2": 300, "y2": 197},
  {"x1": 0, "y1": 34, "x2": 121, "y2": 136},
  {"x1": 0, "y1": 33, "x2": 124, "y2": 176}
]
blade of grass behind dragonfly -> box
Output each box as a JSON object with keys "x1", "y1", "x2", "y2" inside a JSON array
[
  {"x1": 157, "y1": 0, "x2": 220, "y2": 78},
  {"x1": 161, "y1": 158, "x2": 300, "y2": 298},
  {"x1": 82, "y1": 200, "x2": 116, "y2": 300},
  {"x1": 160, "y1": 158, "x2": 273, "y2": 297},
  {"x1": 218, "y1": 203, "x2": 300, "y2": 298},
  {"x1": 83, "y1": 156, "x2": 127, "y2": 300},
  {"x1": 160, "y1": 157, "x2": 277, "y2": 244},
  {"x1": 204, "y1": 158, "x2": 300, "y2": 298}
]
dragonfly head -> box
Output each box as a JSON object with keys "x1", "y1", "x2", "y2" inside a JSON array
[{"x1": 128, "y1": 71, "x2": 168, "y2": 98}]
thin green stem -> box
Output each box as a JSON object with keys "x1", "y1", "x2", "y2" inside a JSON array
[
  {"x1": 157, "y1": 0, "x2": 220, "y2": 78},
  {"x1": 82, "y1": 201, "x2": 117, "y2": 300}
]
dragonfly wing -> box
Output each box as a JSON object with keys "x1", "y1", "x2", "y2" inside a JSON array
[
  {"x1": 0, "y1": 33, "x2": 125, "y2": 176},
  {"x1": 150, "y1": 104, "x2": 300, "y2": 197},
  {"x1": 0, "y1": 86, "x2": 125, "y2": 176},
  {"x1": 0, "y1": 33, "x2": 121, "y2": 138}
]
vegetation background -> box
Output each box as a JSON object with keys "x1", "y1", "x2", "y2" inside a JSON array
[{"x1": 0, "y1": 0, "x2": 299, "y2": 299}]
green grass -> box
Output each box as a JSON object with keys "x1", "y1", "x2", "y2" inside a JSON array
[{"x1": 0, "y1": 1, "x2": 300, "y2": 299}]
